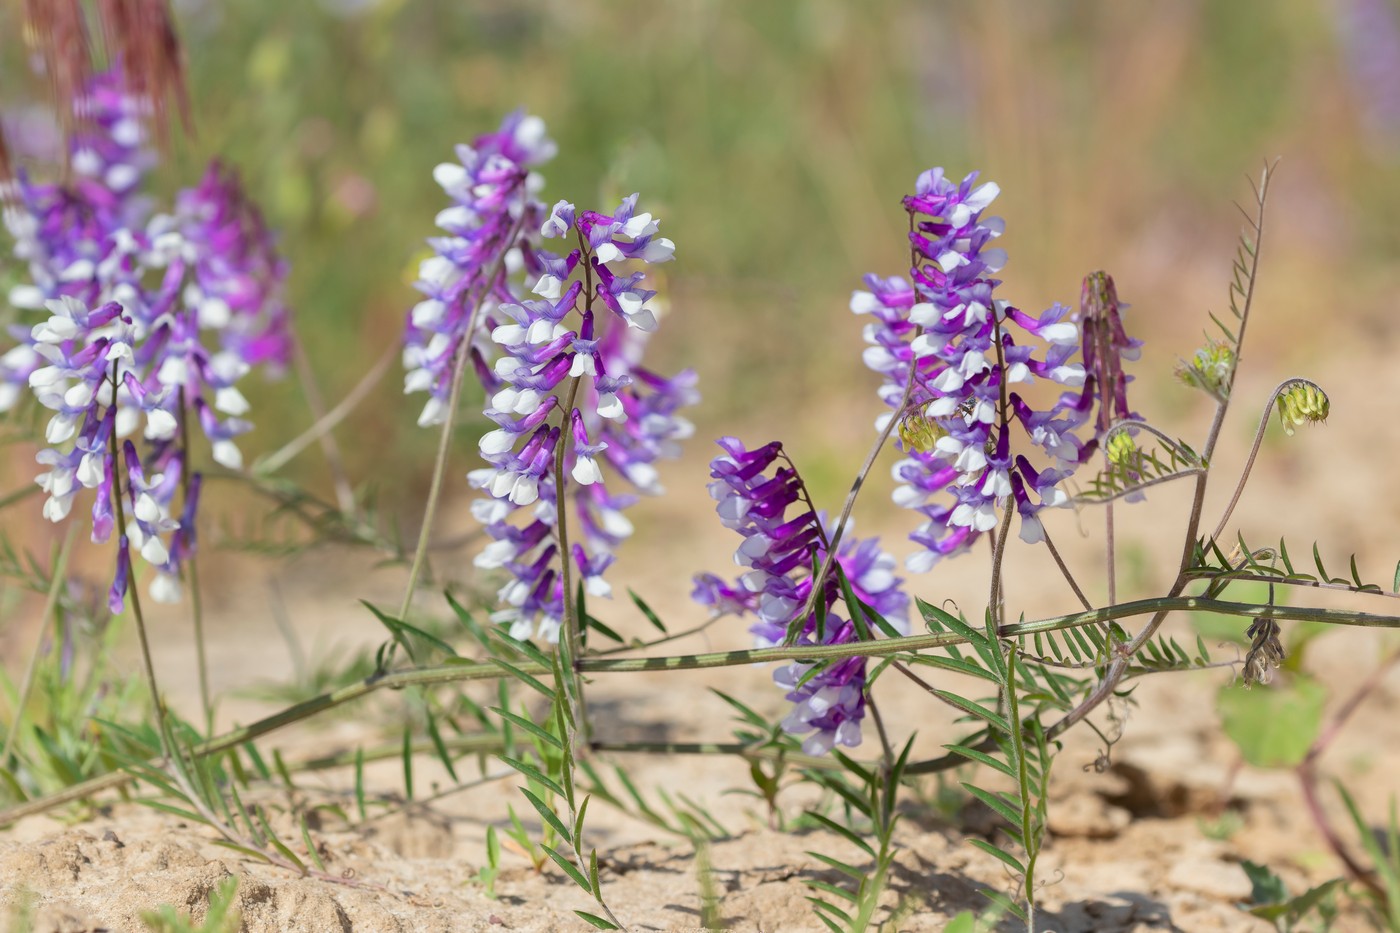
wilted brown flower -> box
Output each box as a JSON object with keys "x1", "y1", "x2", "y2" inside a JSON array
[
  {"x1": 0, "y1": 119, "x2": 12, "y2": 185},
  {"x1": 1242, "y1": 617, "x2": 1286, "y2": 686},
  {"x1": 25, "y1": 0, "x2": 94, "y2": 138},
  {"x1": 95, "y1": 0, "x2": 191, "y2": 141}
]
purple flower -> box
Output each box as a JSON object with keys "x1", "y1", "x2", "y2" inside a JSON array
[
  {"x1": 853, "y1": 169, "x2": 1093, "y2": 569},
  {"x1": 693, "y1": 438, "x2": 908, "y2": 755},
  {"x1": 1, "y1": 71, "x2": 291, "y2": 606},
  {"x1": 432, "y1": 147, "x2": 695, "y2": 642},
  {"x1": 403, "y1": 111, "x2": 555, "y2": 428}
]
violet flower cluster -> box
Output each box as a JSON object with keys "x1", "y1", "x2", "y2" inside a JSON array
[
  {"x1": 403, "y1": 111, "x2": 555, "y2": 428},
  {"x1": 405, "y1": 114, "x2": 697, "y2": 643},
  {"x1": 692, "y1": 438, "x2": 909, "y2": 756},
  {"x1": 0, "y1": 71, "x2": 291, "y2": 607},
  {"x1": 853, "y1": 169, "x2": 1096, "y2": 569}
]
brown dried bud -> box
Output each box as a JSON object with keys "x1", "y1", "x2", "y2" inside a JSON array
[
  {"x1": 1242, "y1": 618, "x2": 1286, "y2": 687},
  {"x1": 0, "y1": 120, "x2": 12, "y2": 187},
  {"x1": 25, "y1": 0, "x2": 94, "y2": 138},
  {"x1": 1078, "y1": 270, "x2": 1141, "y2": 435},
  {"x1": 96, "y1": 0, "x2": 191, "y2": 143}
]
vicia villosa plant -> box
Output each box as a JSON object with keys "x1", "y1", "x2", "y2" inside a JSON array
[{"x1": 2, "y1": 13, "x2": 1399, "y2": 927}]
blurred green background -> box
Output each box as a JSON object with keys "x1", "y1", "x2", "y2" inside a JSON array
[{"x1": 2, "y1": 0, "x2": 1398, "y2": 519}]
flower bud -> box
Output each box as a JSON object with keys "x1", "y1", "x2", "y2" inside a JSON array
[
  {"x1": 1176, "y1": 339, "x2": 1236, "y2": 399},
  {"x1": 1276, "y1": 381, "x2": 1329, "y2": 436}
]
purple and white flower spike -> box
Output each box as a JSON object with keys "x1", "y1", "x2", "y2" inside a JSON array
[
  {"x1": 409, "y1": 126, "x2": 698, "y2": 643},
  {"x1": 1, "y1": 70, "x2": 292, "y2": 607},
  {"x1": 853, "y1": 168, "x2": 1094, "y2": 569},
  {"x1": 403, "y1": 111, "x2": 555, "y2": 428},
  {"x1": 692, "y1": 438, "x2": 908, "y2": 755}
]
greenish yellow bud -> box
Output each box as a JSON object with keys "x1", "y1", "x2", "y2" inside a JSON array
[
  {"x1": 1106, "y1": 430, "x2": 1139, "y2": 467},
  {"x1": 1276, "y1": 381, "x2": 1329, "y2": 437},
  {"x1": 898, "y1": 409, "x2": 945, "y2": 453},
  {"x1": 1175, "y1": 339, "x2": 1236, "y2": 399}
]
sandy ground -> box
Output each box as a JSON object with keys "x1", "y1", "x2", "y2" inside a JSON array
[{"x1": 3, "y1": 341, "x2": 1400, "y2": 932}]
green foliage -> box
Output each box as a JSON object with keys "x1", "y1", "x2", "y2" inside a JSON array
[
  {"x1": 1240, "y1": 860, "x2": 1341, "y2": 932},
  {"x1": 1218, "y1": 676, "x2": 1326, "y2": 769},
  {"x1": 1336, "y1": 785, "x2": 1400, "y2": 931},
  {"x1": 491, "y1": 622, "x2": 620, "y2": 928},
  {"x1": 801, "y1": 739, "x2": 915, "y2": 932},
  {"x1": 1075, "y1": 432, "x2": 1206, "y2": 504},
  {"x1": 140, "y1": 876, "x2": 242, "y2": 933}
]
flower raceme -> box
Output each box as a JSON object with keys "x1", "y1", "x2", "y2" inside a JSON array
[
  {"x1": 692, "y1": 438, "x2": 909, "y2": 756},
  {"x1": 470, "y1": 191, "x2": 693, "y2": 642},
  {"x1": 402, "y1": 110, "x2": 556, "y2": 429},
  {"x1": 853, "y1": 168, "x2": 1115, "y2": 568},
  {"x1": 404, "y1": 112, "x2": 695, "y2": 643},
  {"x1": 1, "y1": 70, "x2": 290, "y2": 606}
]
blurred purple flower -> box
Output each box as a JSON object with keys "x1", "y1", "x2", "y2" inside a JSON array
[
  {"x1": 1, "y1": 71, "x2": 292, "y2": 606},
  {"x1": 1336, "y1": 0, "x2": 1400, "y2": 146},
  {"x1": 403, "y1": 111, "x2": 555, "y2": 428}
]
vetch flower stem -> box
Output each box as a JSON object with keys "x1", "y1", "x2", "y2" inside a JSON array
[
  {"x1": 290, "y1": 331, "x2": 357, "y2": 516},
  {"x1": 1040, "y1": 527, "x2": 1093, "y2": 612},
  {"x1": 553, "y1": 372, "x2": 591, "y2": 742},
  {"x1": 1051, "y1": 162, "x2": 1277, "y2": 739},
  {"x1": 1209, "y1": 377, "x2": 1325, "y2": 544},
  {"x1": 1, "y1": 521, "x2": 77, "y2": 765},
  {"x1": 987, "y1": 315, "x2": 1014, "y2": 627},
  {"x1": 0, "y1": 484, "x2": 40, "y2": 512},
  {"x1": 258, "y1": 343, "x2": 397, "y2": 476},
  {"x1": 394, "y1": 212, "x2": 527, "y2": 630},
  {"x1": 2, "y1": 594, "x2": 1397, "y2": 827},
  {"x1": 109, "y1": 377, "x2": 174, "y2": 760},
  {"x1": 179, "y1": 387, "x2": 212, "y2": 733},
  {"x1": 1105, "y1": 475, "x2": 1117, "y2": 606}
]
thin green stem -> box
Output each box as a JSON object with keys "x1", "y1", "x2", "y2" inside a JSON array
[
  {"x1": 4, "y1": 595, "x2": 1397, "y2": 826},
  {"x1": 1052, "y1": 164, "x2": 1277, "y2": 738},
  {"x1": 290, "y1": 330, "x2": 357, "y2": 516},
  {"x1": 178, "y1": 387, "x2": 212, "y2": 733},
  {"x1": 590, "y1": 740, "x2": 841, "y2": 771},
  {"x1": 395, "y1": 214, "x2": 525, "y2": 627},
  {"x1": 0, "y1": 484, "x2": 39, "y2": 512},
  {"x1": 2, "y1": 522, "x2": 77, "y2": 764},
  {"x1": 797, "y1": 210, "x2": 925, "y2": 625},
  {"x1": 1208, "y1": 378, "x2": 1324, "y2": 544},
  {"x1": 554, "y1": 374, "x2": 589, "y2": 742},
  {"x1": 987, "y1": 308, "x2": 1014, "y2": 626},
  {"x1": 1040, "y1": 527, "x2": 1092, "y2": 612},
  {"x1": 258, "y1": 343, "x2": 396, "y2": 475},
  {"x1": 109, "y1": 394, "x2": 173, "y2": 758}
]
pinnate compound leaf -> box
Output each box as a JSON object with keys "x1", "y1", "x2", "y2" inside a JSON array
[
  {"x1": 574, "y1": 910, "x2": 619, "y2": 930},
  {"x1": 520, "y1": 787, "x2": 571, "y2": 841},
  {"x1": 542, "y1": 844, "x2": 591, "y2": 891},
  {"x1": 968, "y1": 837, "x2": 1025, "y2": 875}
]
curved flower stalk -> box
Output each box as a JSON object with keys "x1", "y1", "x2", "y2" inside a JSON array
[
  {"x1": 453, "y1": 178, "x2": 694, "y2": 642},
  {"x1": 691, "y1": 438, "x2": 908, "y2": 755},
  {"x1": 402, "y1": 111, "x2": 556, "y2": 428},
  {"x1": 1, "y1": 70, "x2": 291, "y2": 605},
  {"x1": 853, "y1": 169, "x2": 1096, "y2": 569}
]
